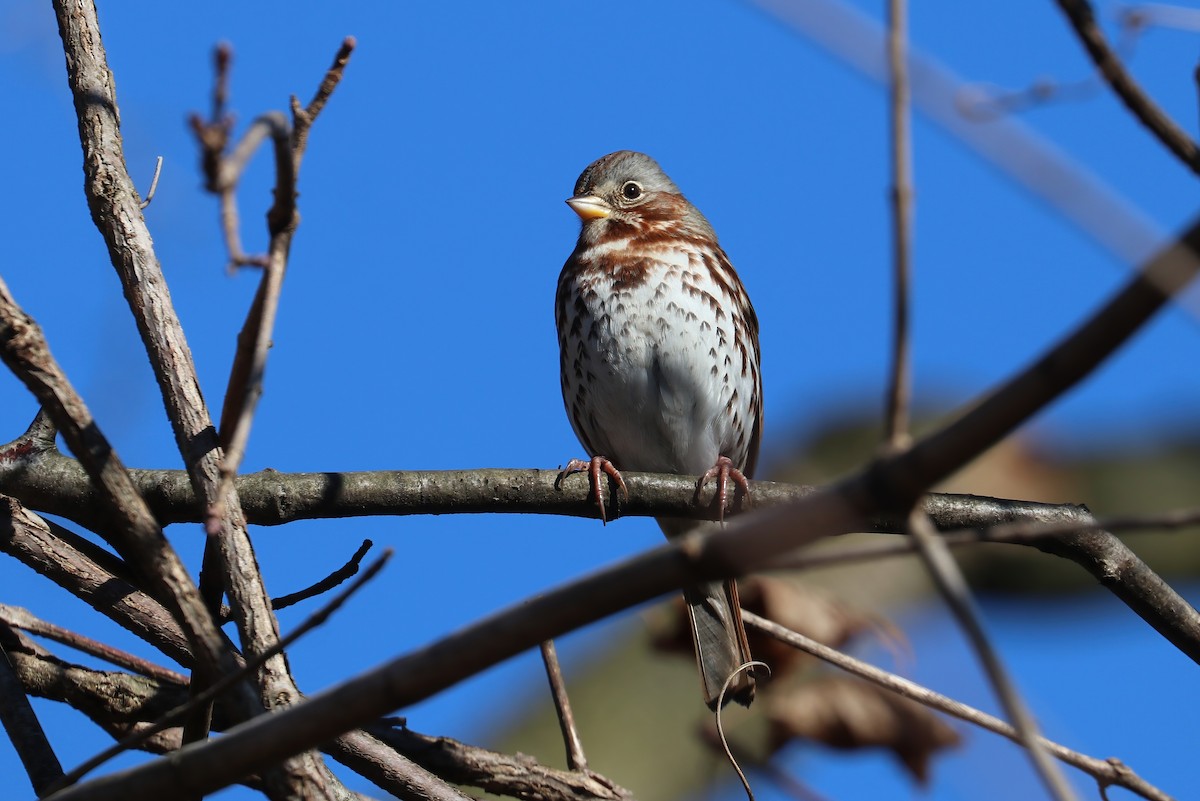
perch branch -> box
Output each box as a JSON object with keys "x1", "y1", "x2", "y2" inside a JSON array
[{"x1": 4, "y1": 445, "x2": 1200, "y2": 666}]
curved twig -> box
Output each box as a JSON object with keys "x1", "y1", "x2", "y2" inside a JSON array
[{"x1": 1055, "y1": 0, "x2": 1200, "y2": 175}]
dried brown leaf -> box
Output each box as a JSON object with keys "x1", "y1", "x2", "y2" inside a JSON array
[{"x1": 766, "y1": 675, "x2": 961, "y2": 783}]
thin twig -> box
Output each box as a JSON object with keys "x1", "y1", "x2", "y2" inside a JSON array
[
  {"x1": 138, "y1": 156, "x2": 163, "y2": 210},
  {"x1": 269, "y1": 539, "x2": 374, "y2": 613},
  {"x1": 217, "y1": 538, "x2": 374, "y2": 620},
  {"x1": 883, "y1": 0, "x2": 913, "y2": 448},
  {"x1": 0, "y1": 623, "x2": 64, "y2": 795},
  {"x1": 741, "y1": 612, "x2": 1173, "y2": 801},
  {"x1": 906, "y1": 510, "x2": 1077, "y2": 801},
  {"x1": 206, "y1": 36, "x2": 356, "y2": 536},
  {"x1": 47, "y1": 549, "x2": 392, "y2": 792},
  {"x1": 539, "y1": 640, "x2": 588, "y2": 771},
  {"x1": 1055, "y1": 0, "x2": 1200, "y2": 174},
  {"x1": 291, "y1": 36, "x2": 357, "y2": 172}
]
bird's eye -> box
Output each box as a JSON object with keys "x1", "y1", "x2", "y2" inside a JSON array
[{"x1": 621, "y1": 181, "x2": 643, "y2": 201}]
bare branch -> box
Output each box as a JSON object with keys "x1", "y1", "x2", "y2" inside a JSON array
[
  {"x1": 264, "y1": 539, "x2": 374, "y2": 614},
  {"x1": 0, "y1": 497, "x2": 195, "y2": 667},
  {"x1": 5, "y1": 446, "x2": 1200, "y2": 665},
  {"x1": 1055, "y1": 0, "x2": 1200, "y2": 174},
  {"x1": 883, "y1": 0, "x2": 913, "y2": 448},
  {"x1": 363, "y1": 726, "x2": 634, "y2": 801},
  {"x1": 0, "y1": 605, "x2": 184, "y2": 684}
]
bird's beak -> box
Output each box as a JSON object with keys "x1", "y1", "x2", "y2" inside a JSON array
[{"x1": 566, "y1": 195, "x2": 611, "y2": 220}]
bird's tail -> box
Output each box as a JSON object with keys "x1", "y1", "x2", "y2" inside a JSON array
[
  {"x1": 659, "y1": 517, "x2": 756, "y2": 708},
  {"x1": 682, "y1": 578, "x2": 755, "y2": 709}
]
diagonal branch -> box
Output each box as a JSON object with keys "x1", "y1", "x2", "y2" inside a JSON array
[
  {"x1": 0, "y1": 622, "x2": 63, "y2": 795},
  {"x1": 741, "y1": 612, "x2": 1173, "y2": 801},
  {"x1": 906, "y1": 510, "x2": 1075, "y2": 800}
]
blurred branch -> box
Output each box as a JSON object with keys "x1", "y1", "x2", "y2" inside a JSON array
[
  {"x1": 883, "y1": 0, "x2": 913, "y2": 448},
  {"x1": 1055, "y1": 0, "x2": 1200, "y2": 174},
  {"x1": 906, "y1": 511, "x2": 1075, "y2": 800},
  {"x1": 740, "y1": 612, "x2": 1174, "y2": 801},
  {"x1": 747, "y1": 0, "x2": 1165, "y2": 269}
]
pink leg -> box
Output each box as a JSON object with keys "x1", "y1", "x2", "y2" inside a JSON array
[
  {"x1": 557, "y1": 456, "x2": 628, "y2": 524},
  {"x1": 695, "y1": 455, "x2": 752, "y2": 523}
]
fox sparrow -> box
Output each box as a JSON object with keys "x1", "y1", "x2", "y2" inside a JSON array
[{"x1": 555, "y1": 151, "x2": 762, "y2": 708}]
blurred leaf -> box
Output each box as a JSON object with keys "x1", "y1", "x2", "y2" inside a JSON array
[{"x1": 765, "y1": 675, "x2": 961, "y2": 784}]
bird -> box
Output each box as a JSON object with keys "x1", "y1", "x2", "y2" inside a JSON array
[{"x1": 555, "y1": 150, "x2": 763, "y2": 708}]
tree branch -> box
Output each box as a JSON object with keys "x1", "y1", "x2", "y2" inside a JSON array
[
  {"x1": 4, "y1": 442, "x2": 1200, "y2": 666},
  {"x1": 741, "y1": 611, "x2": 1173, "y2": 801},
  {"x1": 1055, "y1": 0, "x2": 1200, "y2": 174},
  {"x1": 0, "y1": 622, "x2": 63, "y2": 795}
]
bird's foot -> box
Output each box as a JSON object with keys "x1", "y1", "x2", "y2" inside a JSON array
[
  {"x1": 695, "y1": 456, "x2": 751, "y2": 523},
  {"x1": 557, "y1": 456, "x2": 628, "y2": 524}
]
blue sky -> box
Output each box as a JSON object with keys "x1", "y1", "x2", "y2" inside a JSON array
[{"x1": 2, "y1": 2, "x2": 1199, "y2": 800}]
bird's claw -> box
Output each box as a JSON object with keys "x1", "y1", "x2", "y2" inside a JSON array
[
  {"x1": 557, "y1": 456, "x2": 628, "y2": 524},
  {"x1": 695, "y1": 455, "x2": 751, "y2": 523}
]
